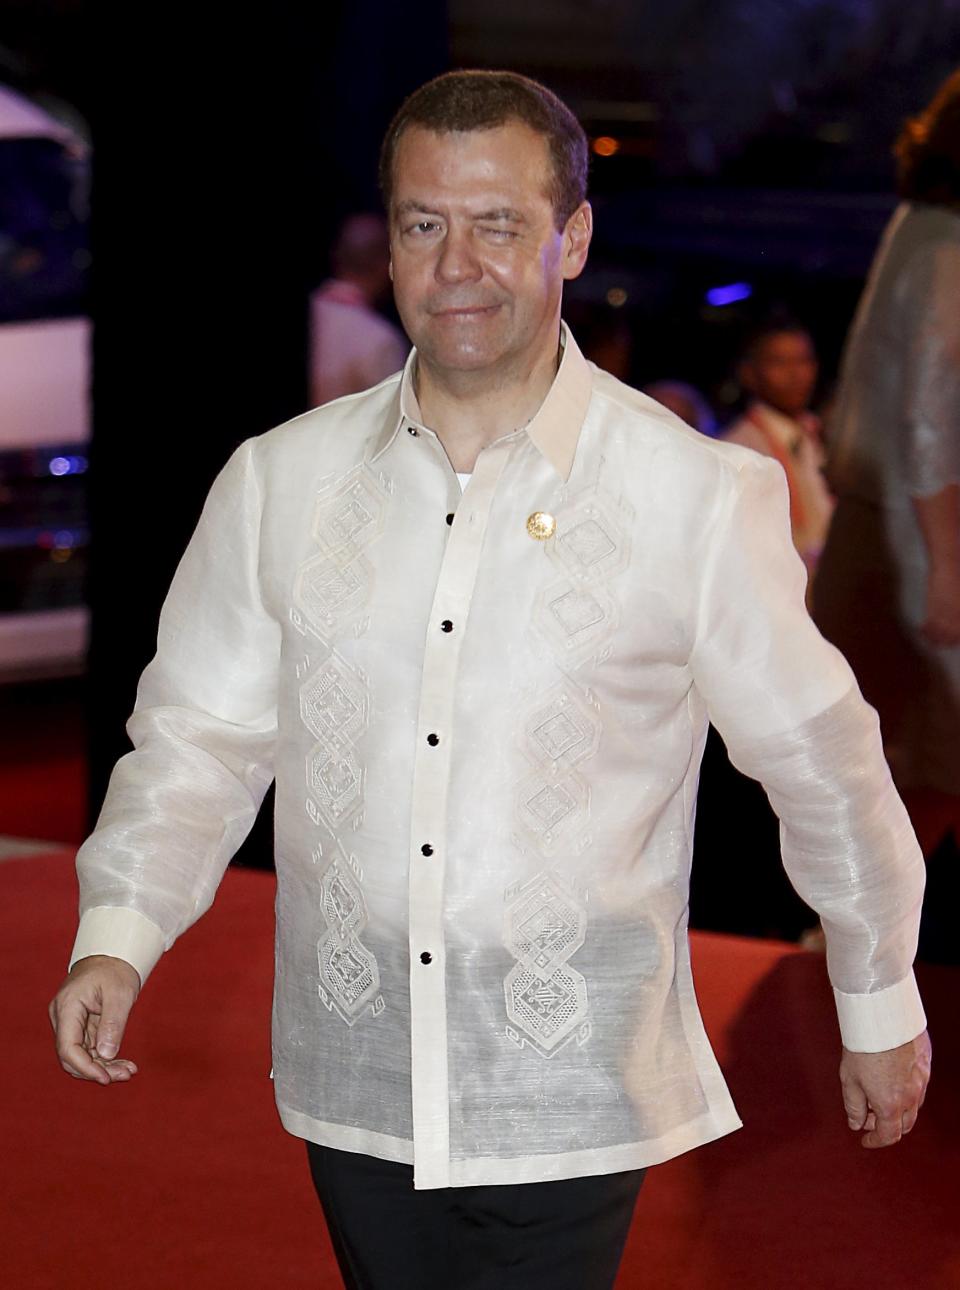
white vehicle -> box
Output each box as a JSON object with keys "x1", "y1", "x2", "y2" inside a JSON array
[{"x1": 0, "y1": 84, "x2": 90, "y2": 681}]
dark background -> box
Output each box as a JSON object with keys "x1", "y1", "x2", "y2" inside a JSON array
[{"x1": 2, "y1": 0, "x2": 958, "y2": 860}]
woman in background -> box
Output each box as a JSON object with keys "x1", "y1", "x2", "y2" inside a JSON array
[{"x1": 814, "y1": 69, "x2": 960, "y2": 955}]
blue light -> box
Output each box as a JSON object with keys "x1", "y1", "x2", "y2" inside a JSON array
[
  {"x1": 705, "y1": 282, "x2": 752, "y2": 307},
  {"x1": 47, "y1": 454, "x2": 89, "y2": 476},
  {"x1": 54, "y1": 529, "x2": 75, "y2": 548}
]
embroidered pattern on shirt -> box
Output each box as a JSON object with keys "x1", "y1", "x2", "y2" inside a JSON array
[
  {"x1": 292, "y1": 464, "x2": 388, "y2": 643},
  {"x1": 532, "y1": 487, "x2": 632, "y2": 667},
  {"x1": 294, "y1": 551, "x2": 373, "y2": 635},
  {"x1": 312, "y1": 468, "x2": 387, "y2": 553},
  {"x1": 501, "y1": 480, "x2": 633, "y2": 1051},
  {"x1": 526, "y1": 687, "x2": 601, "y2": 768},
  {"x1": 515, "y1": 768, "x2": 588, "y2": 854},
  {"x1": 513, "y1": 680, "x2": 600, "y2": 858},
  {"x1": 316, "y1": 847, "x2": 385, "y2": 1025},
  {"x1": 548, "y1": 491, "x2": 632, "y2": 582},
  {"x1": 503, "y1": 870, "x2": 591, "y2": 1058},
  {"x1": 291, "y1": 463, "x2": 387, "y2": 1023},
  {"x1": 300, "y1": 653, "x2": 368, "y2": 744}
]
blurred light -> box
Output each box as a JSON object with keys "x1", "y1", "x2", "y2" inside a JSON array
[
  {"x1": 592, "y1": 136, "x2": 620, "y2": 157},
  {"x1": 48, "y1": 454, "x2": 88, "y2": 476},
  {"x1": 705, "y1": 282, "x2": 752, "y2": 307},
  {"x1": 51, "y1": 547, "x2": 73, "y2": 563},
  {"x1": 55, "y1": 529, "x2": 76, "y2": 548},
  {"x1": 606, "y1": 287, "x2": 629, "y2": 308}
]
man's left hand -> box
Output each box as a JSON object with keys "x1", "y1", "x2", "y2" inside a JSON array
[{"x1": 840, "y1": 1030, "x2": 931, "y2": 1147}]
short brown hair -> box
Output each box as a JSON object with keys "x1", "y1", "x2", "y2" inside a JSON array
[
  {"x1": 895, "y1": 68, "x2": 960, "y2": 205},
  {"x1": 379, "y1": 70, "x2": 589, "y2": 231}
]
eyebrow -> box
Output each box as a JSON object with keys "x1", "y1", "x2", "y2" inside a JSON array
[
  {"x1": 394, "y1": 200, "x2": 444, "y2": 218},
  {"x1": 393, "y1": 200, "x2": 527, "y2": 224},
  {"x1": 473, "y1": 207, "x2": 526, "y2": 223}
]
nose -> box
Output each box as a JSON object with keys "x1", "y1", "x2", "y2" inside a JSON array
[{"x1": 435, "y1": 226, "x2": 482, "y2": 285}]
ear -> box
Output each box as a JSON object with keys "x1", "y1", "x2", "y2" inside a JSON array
[
  {"x1": 561, "y1": 201, "x2": 593, "y2": 281},
  {"x1": 388, "y1": 257, "x2": 394, "y2": 282}
]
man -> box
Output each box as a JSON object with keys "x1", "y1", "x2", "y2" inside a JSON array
[
  {"x1": 722, "y1": 318, "x2": 835, "y2": 574},
  {"x1": 309, "y1": 211, "x2": 409, "y2": 405},
  {"x1": 51, "y1": 72, "x2": 930, "y2": 1290}
]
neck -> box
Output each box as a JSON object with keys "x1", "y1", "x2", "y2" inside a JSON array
[
  {"x1": 415, "y1": 332, "x2": 562, "y2": 472},
  {"x1": 755, "y1": 399, "x2": 805, "y2": 423}
]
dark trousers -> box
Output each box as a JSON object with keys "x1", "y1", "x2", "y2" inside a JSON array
[{"x1": 306, "y1": 1142, "x2": 645, "y2": 1290}]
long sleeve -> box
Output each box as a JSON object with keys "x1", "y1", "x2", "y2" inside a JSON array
[
  {"x1": 900, "y1": 237, "x2": 960, "y2": 499},
  {"x1": 69, "y1": 438, "x2": 281, "y2": 984},
  {"x1": 690, "y1": 453, "x2": 926, "y2": 1051}
]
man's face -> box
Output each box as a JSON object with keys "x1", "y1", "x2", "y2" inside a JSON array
[
  {"x1": 388, "y1": 121, "x2": 591, "y2": 381},
  {"x1": 740, "y1": 331, "x2": 818, "y2": 418}
]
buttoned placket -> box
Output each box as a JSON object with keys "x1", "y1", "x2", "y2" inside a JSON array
[{"x1": 405, "y1": 426, "x2": 513, "y2": 1190}]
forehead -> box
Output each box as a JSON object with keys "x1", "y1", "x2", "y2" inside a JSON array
[{"x1": 391, "y1": 121, "x2": 554, "y2": 210}]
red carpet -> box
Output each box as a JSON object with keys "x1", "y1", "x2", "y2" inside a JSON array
[{"x1": 5, "y1": 851, "x2": 958, "y2": 1289}]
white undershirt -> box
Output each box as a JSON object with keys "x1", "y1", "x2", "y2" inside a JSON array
[{"x1": 456, "y1": 472, "x2": 471, "y2": 491}]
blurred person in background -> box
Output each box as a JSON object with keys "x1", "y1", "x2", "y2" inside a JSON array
[
  {"x1": 309, "y1": 211, "x2": 409, "y2": 405},
  {"x1": 722, "y1": 315, "x2": 835, "y2": 576},
  {"x1": 814, "y1": 69, "x2": 960, "y2": 959},
  {"x1": 697, "y1": 320, "x2": 833, "y2": 944},
  {"x1": 643, "y1": 379, "x2": 717, "y2": 435}
]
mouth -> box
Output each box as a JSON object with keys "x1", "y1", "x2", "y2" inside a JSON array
[{"x1": 430, "y1": 304, "x2": 502, "y2": 318}]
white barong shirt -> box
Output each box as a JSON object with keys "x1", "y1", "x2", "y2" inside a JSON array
[{"x1": 70, "y1": 325, "x2": 926, "y2": 1189}]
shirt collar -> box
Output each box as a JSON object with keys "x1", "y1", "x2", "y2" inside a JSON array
[{"x1": 369, "y1": 321, "x2": 593, "y2": 482}]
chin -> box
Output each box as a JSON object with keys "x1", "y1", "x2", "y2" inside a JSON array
[{"x1": 420, "y1": 339, "x2": 505, "y2": 372}]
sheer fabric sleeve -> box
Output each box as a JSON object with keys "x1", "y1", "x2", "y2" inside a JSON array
[
  {"x1": 69, "y1": 438, "x2": 281, "y2": 984},
  {"x1": 690, "y1": 454, "x2": 926, "y2": 1051},
  {"x1": 900, "y1": 237, "x2": 960, "y2": 498}
]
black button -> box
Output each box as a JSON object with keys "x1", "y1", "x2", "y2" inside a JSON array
[
  {"x1": 420, "y1": 951, "x2": 432, "y2": 965},
  {"x1": 407, "y1": 425, "x2": 419, "y2": 436},
  {"x1": 440, "y1": 620, "x2": 453, "y2": 633},
  {"x1": 445, "y1": 512, "x2": 455, "y2": 525},
  {"x1": 427, "y1": 732, "x2": 439, "y2": 746},
  {"x1": 420, "y1": 843, "x2": 434, "y2": 856}
]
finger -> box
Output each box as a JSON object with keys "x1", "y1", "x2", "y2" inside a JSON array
[
  {"x1": 902, "y1": 1106, "x2": 919, "y2": 1134},
  {"x1": 94, "y1": 986, "x2": 135, "y2": 1060},
  {"x1": 842, "y1": 1081, "x2": 868, "y2": 1130},
  {"x1": 54, "y1": 998, "x2": 111, "y2": 1084},
  {"x1": 861, "y1": 1111, "x2": 902, "y2": 1149},
  {"x1": 917, "y1": 1067, "x2": 931, "y2": 1109},
  {"x1": 102, "y1": 1058, "x2": 139, "y2": 1081},
  {"x1": 58, "y1": 1033, "x2": 111, "y2": 1082}
]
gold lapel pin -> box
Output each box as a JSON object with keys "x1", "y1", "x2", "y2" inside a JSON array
[{"x1": 526, "y1": 511, "x2": 556, "y2": 541}]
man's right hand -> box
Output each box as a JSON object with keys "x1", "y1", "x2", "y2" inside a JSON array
[{"x1": 49, "y1": 955, "x2": 142, "y2": 1085}]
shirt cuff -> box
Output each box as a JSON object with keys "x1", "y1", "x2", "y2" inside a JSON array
[
  {"x1": 833, "y1": 971, "x2": 927, "y2": 1052},
  {"x1": 69, "y1": 906, "x2": 166, "y2": 987}
]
